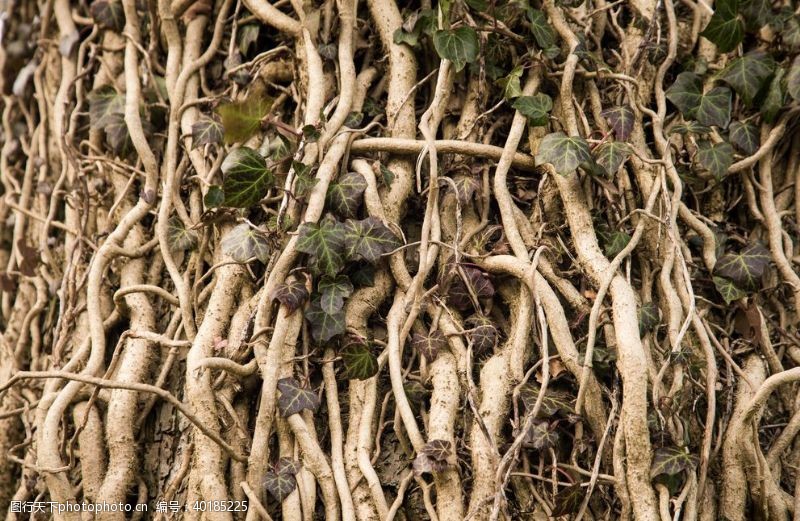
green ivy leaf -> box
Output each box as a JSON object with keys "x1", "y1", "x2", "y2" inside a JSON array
[
  {"x1": 665, "y1": 72, "x2": 703, "y2": 117},
  {"x1": 304, "y1": 297, "x2": 346, "y2": 341},
  {"x1": 719, "y1": 51, "x2": 774, "y2": 106},
  {"x1": 638, "y1": 302, "x2": 660, "y2": 335},
  {"x1": 787, "y1": 55, "x2": 800, "y2": 102},
  {"x1": 379, "y1": 164, "x2": 395, "y2": 186},
  {"x1": 783, "y1": 16, "x2": 800, "y2": 49},
  {"x1": 536, "y1": 132, "x2": 592, "y2": 175},
  {"x1": 103, "y1": 114, "x2": 133, "y2": 155},
  {"x1": 326, "y1": 172, "x2": 367, "y2": 218},
  {"x1": 696, "y1": 141, "x2": 733, "y2": 180},
  {"x1": 465, "y1": 315, "x2": 498, "y2": 354},
  {"x1": 166, "y1": 216, "x2": 198, "y2": 251},
  {"x1": 761, "y1": 68, "x2": 785, "y2": 123},
  {"x1": 670, "y1": 121, "x2": 711, "y2": 135},
  {"x1": 342, "y1": 217, "x2": 401, "y2": 263},
  {"x1": 318, "y1": 274, "x2": 354, "y2": 314},
  {"x1": 465, "y1": 0, "x2": 488, "y2": 11},
  {"x1": 496, "y1": 66, "x2": 523, "y2": 99},
  {"x1": 601, "y1": 105, "x2": 635, "y2": 141},
  {"x1": 271, "y1": 279, "x2": 309, "y2": 312},
  {"x1": 293, "y1": 161, "x2": 318, "y2": 200},
  {"x1": 221, "y1": 223, "x2": 271, "y2": 262},
  {"x1": 221, "y1": 147, "x2": 274, "y2": 208},
  {"x1": 87, "y1": 86, "x2": 125, "y2": 129},
  {"x1": 411, "y1": 329, "x2": 447, "y2": 363},
  {"x1": 740, "y1": 0, "x2": 772, "y2": 30},
  {"x1": 191, "y1": 117, "x2": 224, "y2": 149},
  {"x1": 593, "y1": 141, "x2": 632, "y2": 177},
  {"x1": 714, "y1": 242, "x2": 770, "y2": 291},
  {"x1": 89, "y1": 0, "x2": 124, "y2": 32},
  {"x1": 340, "y1": 340, "x2": 378, "y2": 380},
  {"x1": 527, "y1": 8, "x2": 556, "y2": 49},
  {"x1": 447, "y1": 265, "x2": 495, "y2": 310},
  {"x1": 204, "y1": 185, "x2": 224, "y2": 208},
  {"x1": 413, "y1": 439, "x2": 455, "y2": 475},
  {"x1": 650, "y1": 446, "x2": 697, "y2": 480},
  {"x1": 302, "y1": 124, "x2": 321, "y2": 143},
  {"x1": 524, "y1": 420, "x2": 560, "y2": 450},
  {"x1": 695, "y1": 86, "x2": 732, "y2": 128},
  {"x1": 520, "y1": 384, "x2": 575, "y2": 417},
  {"x1": 296, "y1": 216, "x2": 347, "y2": 277},
  {"x1": 729, "y1": 121, "x2": 760, "y2": 155},
  {"x1": 551, "y1": 484, "x2": 584, "y2": 517},
  {"x1": 700, "y1": 0, "x2": 744, "y2": 52},
  {"x1": 263, "y1": 467, "x2": 297, "y2": 502},
  {"x1": 512, "y1": 93, "x2": 553, "y2": 126},
  {"x1": 600, "y1": 229, "x2": 631, "y2": 257},
  {"x1": 433, "y1": 27, "x2": 479, "y2": 72},
  {"x1": 277, "y1": 377, "x2": 320, "y2": 417},
  {"x1": 713, "y1": 275, "x2": 747, "y2": 303},
  {"x1": 217, "y1": 97, "x2": 271, "y2": 144},
  {"x1": 238, "y1": 24, "x2": 260, "y2": 55}
]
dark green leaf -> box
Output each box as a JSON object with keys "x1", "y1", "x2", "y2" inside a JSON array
[
  {"x1": 714, "y1": 242, "x2": 770, "y2": 291},
  {"x1": 318, "y1": 274, "x2": 354, "y2": 313},
  {"x1": 340, "y1": 340, "x2": 378, "y2": 380},
  {"x1": 275, "y1": 458, "x2": 301, "y2": 476},
  {"x1": 411, "y1": 329, "x2": 447, "y2": 363},
  {"x1": 204, "y1": 185, "x2": 224, "y2": 208},
  {"x1": 433, "y1": 27, "x2": 479, "y2": 72},
  {"x1": 296, "y1": 216, "x2": 347, "y2": 277},
  {"x1": 104, "y1": 114, "x2": 132, "y2": 155},
  {"x1": 90, "y1": 0, "x2": 124, "y2": 32},
  {"x1": 666, "y1": 72, "x2": 702, "y2": 117},
  {"x1": 713, "y1": 275, "x2": 747, "y2": 304},
  {"x1": 393, "y1": 27, "x2": 420, "y2": 47},
  {"x1": 783, "y1": 16, "x2": 800, "y2": 49},
  {"x1": 527, "y1": 8, "x2": 556, "y2": 49},
  {"x1": 238, "y1": 24, "x2": 260, "y2": 55},
  {"x1": 696, "y1": 141, "x2": 733, "y2": 180},
  {"x1": 217, "y1": 97, "x2": 271, "y2": 144},
  {"x1": 601, "y1": 105, "x2": 635, "y2": 141},
  {"x1": 512, "y1": 93, "x2": 553, "y2": 126},
  {"x1": 263, "y1": 469, "x2": 297, "y2": 501},
  {"x1": 496, "y1": 66, "x2": 523, "y2": 99},
  {"x1": 342, "y1": 217, "x2": 401, "y2": 263},
  {"x1": 221, "y1": 223, "x2": 271, "y2": 262},
  {"x1": 787, "y1": 55, "x2": 800, "y2": 102},
  {"x1": 593, "y1": 141, "x2": 631, "y2": 176},
  {"x1": 638, "y1": 302, "x2": 660, "y2": 335},
  {"x1": 302, "y1": 124, "x2": 321, "y2": 142},
  {"x1": 761, "y1": 68, "x2": 785, "y2": 123},
  {"x1": 465, "y1": 315, "x2": 497, "y2": 354},
  {"x1": 87, "y1": 86, "x2": 125, "y2": 129},
  {"x1": 447, "y1": 265, "x2": 495, "y2": 310},
  {"x1": 695, "y1": 86, "x2": 732, "y2": 128},
  {"x1": 349, "y1": 263, "x2": 375, "y2": 287},
  {"x1": 191, "y1": 117, "x2": 224, "y2": 149},
  {"x1": 305, "y1": 297, "x2": 346, "y2": 341},
  {"x1": 221, "y1": 147, "x2": 274, "y2": 207},
  {"x1": 327, "y1": 172, "x2": 367, "y2": 218},
  {"x1": 520, "y1": 384, "x2": 575, "y2": 417},
  {"x1": 729, "y1": 121, "x2": 759, "y2": 155},
  {"x1": 293, "y1": 161, "x2": 318, "y2": 200},
  {"x1": 271, "y1": 279, "x2": 309, "y2": 312},
  {"x1": 551, "y1": 484, "x2": 584, "y2": 517},
  {"x1": 719, "y1": 51, "x2": 774, "y2": 106},
  {"x1": 700, "y1": 0, "x2": 744, "y2": 52},
  {"x1": 413, "y1": 439, "x2": 454, "y2": 475},
  {"x1": 536, "y1": 132, "x2": 592, "y2": 175},
  {"x1": 318, "y1": 42, "x2": 337, "y2": 60},
  {"x1": 670, "y1": 121, "x2": 711, "y2": 135},
  {"x1": 379, "y1": 164, "x2": 395, "y2": 186},
  {"x1": 650, "y1": 446, "x2": 697, "y2": 479},
  {"x1": 740, "y1": 0, "x2": 772, "y2": 30},
  {"x1": 166, "y1": 216, "x2": 197, "y2": 251},
  {"x1": 600, "y1": 229, "x2": 631, "y2": 257},
  {"x1": 450, "y1": 176, "x2": 481, "y2": 205},
  {"x1": 524, "y1": 420, "x2": 560, "y2": 450},
  {"x1": 277, "y1": 377, "x2": 320, "y2": 417},
  {"x1": 465, "y1": 0, "x2": 488, "y2": 11},
  {"x1": 344, "y1": 111, "x2": 363, "y2": 127}
]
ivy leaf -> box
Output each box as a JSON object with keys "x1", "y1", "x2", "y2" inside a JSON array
[
  {"x1": 638, "y1": 302, "x2": 660, "y2": 335},
  {"x1": 413, "y1": 440, "x2": 454, "y2": 475},
  {"x1": 700, "y1": 0, "x2": 744, "y2": 53},
  {"x1": 216, "y1": 97, "x2": 272, "y2": 144},
  {"x1": 326, "y1": 172, "x2": 367, "y2": 218},
  {"x1": 318, "y1": 274, "x2": 354, "y2": 313},
  {"x1": 271, "y1": 280, "x2": 309, "y2": 312},
  {"x1": 524, "y1": 420, "x2": 560, "y2": 450},
  {"x1": 88, "y1": 86, "x2": 125, "y2": 129},
  {"x1": 670, "y1": 121, "x2": 711, "y2": 135},
  {"x1": 221, "y1": 147, "x2": 274, "y2": 208},
  {"x1": 520, "y1": 384, "x2": 574, "y2": 417},
  {"x1": 411, "y1": 329, "x2": 447, "y2": 363},
  {"x1": 729, "y1": 121, "x2": 760, "y2": 155},
  {"x1": 713, "y1": 275, "x2": 748, "y2": 304},
  {"x1": 551, "y1": 484, "x2": 584, "y2": 517},
  {"x1": 450, "y1": 176, "x2": 481, "y2": 205},
  {"x1": 714, "y1": 242, "x2": 770, "y2": 291},
  {"x1": 787, "y1": 55, "x2": 800, "y2": 102},
  {"x1": 166, "y1": 216, "x2": 198, "y2": 251},
  {"x1": 432, "y1": 27, "x2": 479, "y2": 72},
  {"x1": 275, "y1": 458, "x2": 301, "y2": 476},
  {"x1": 340, "y1": 340, "x2": 378, "y2": 380},
  {"x1": 512, "y1": 93, "x2": 553, "y2": 126},
  {"x1": 379, "y1": 164, "x2": 395, "y2": 186},
  {"x1": 277, "y1": 377, "x2": 320, "y2": 417},
  {"x1": 349, "y1": 263, "x2": 375, "y2": 287},
  {"x1": 89, "y1": 0, "x2": 124, "y2": 32},
  {"x1": 302, "y1": 124, "x2": 321, "y2": 143},
  {"x1": 465, "y1": 0, "x2": 487, "y2": 11},
  {"x1": 665, "y1": 72, "x2": 702, "y2": 117},
  {"x1": 465, "y1": 315, "x2": 498, "y2": 354},
  {"x1": 719, "y1": 51, "x2": 774, "y2": 106},
  {"x1": 344, "y1": 111, "x2": 363, "y2": 127},
  {"x1": 296, "y1": 216, "x2": 346, "y2": 277},
  {"x1": 599, "y1": 229, "x2": 631, "y2": 257},
  {"x1": 761, "y1": 68, "x2": 785, "y2": 123},
  {"x1": 650, "y1": 446, "x2": 697, "y2": 480},
  {"x1": 695, "y1": 87, "x2": 732, "y2": 129},
  {"x1": 221, "y1": 223, "x2": 271, "y2": 263},
  {"x1": 783, "y1": 16, "x2": 800, "y2": 49},
  {"x1": 104, "y1": 114, "x2": 133, "y2": 155},
  {"x1": 536, "y1": 132, "x2": 592, "y2": 176},
  {"x1": 447, "y1": 265, "x2": 495, "y2": 310},
  {"x1": 191, "y1": 118, "x2": 224, "y2": 149},
  {"x1": 601, "y1": 105, "x2": 635, "y2": 141},
  {"x1": 238, "y1": 24, "x2": 260, "y2": 55},
  {"x1": 527, "y1": 8, "x2": 556, "y2": 49},
  {"x1": 305, "y1": 297, "x2": 346, "y2": 341},
  {"x1": 263, "y1": 469, "x2": 297, "y2": 502},
  {"x1": 740, "y1": 0, "x2": 773, "y2": 30},
  {"x1": 293, "y1": 161, "x2": 319, "y2": 200},
  {"x1": 496, "y1": 66, "x2": 523, "y2": 99},
  {"x1": 696, "y1": 141, "x2": 733, "y2": 180},
  {"x1": 204, "y1": 185, "x2": 224, "y2": 208},
  {"x1": 593, "y1": 141, "x2": 631, "y2": 177},
  {"x1": 342, "y1": 217, "x2": 401, "y2": 263}
]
